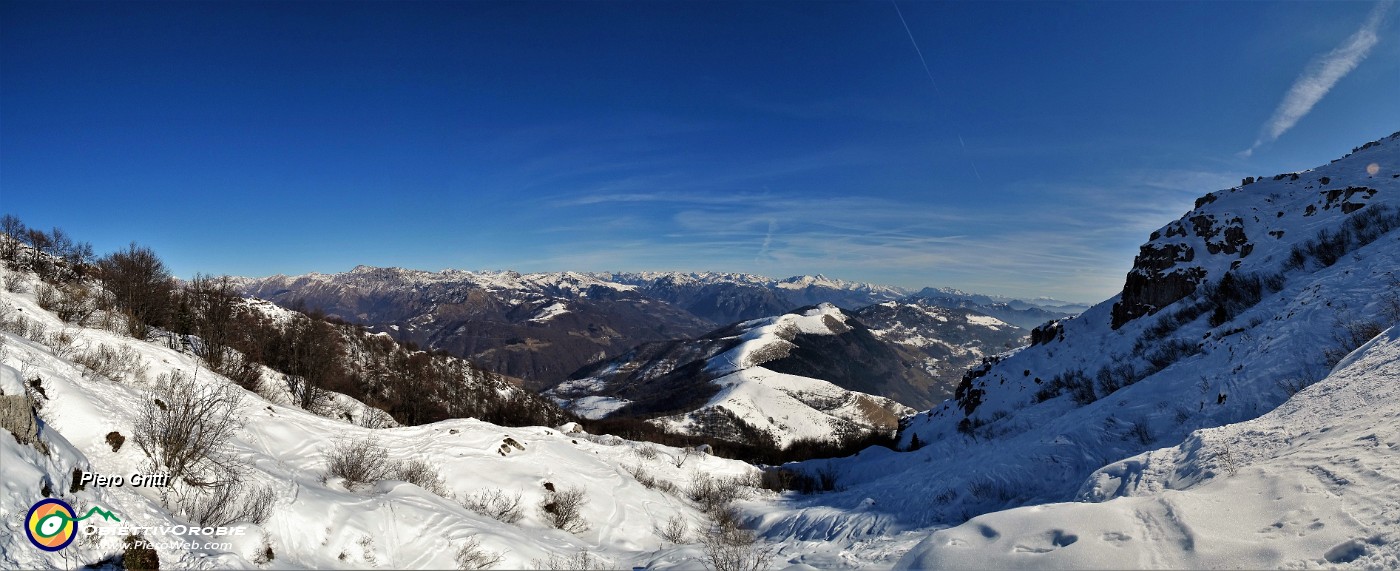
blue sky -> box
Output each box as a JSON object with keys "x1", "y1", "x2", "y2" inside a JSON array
[{"x1": 2, "y1": 1, "x2": 1396, "y2": 302}]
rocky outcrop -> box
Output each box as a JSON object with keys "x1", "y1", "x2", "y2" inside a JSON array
[
  {"x1": 0, "y1": 395, "x2": 38, "y2": 447},
  {"x1": 1112, "y1": 204, "x2": 1251, "y2": 329}
]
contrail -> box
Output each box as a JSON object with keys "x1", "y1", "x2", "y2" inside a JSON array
[
  {"x1": 1244, "y1": 0, "x2": 1392, "y2": 156},
  {"x1": 893, "y1": 0, "x2": 941, "y2": 93},
  {"x1": 892, "y1": 1, "x2": 983, "y2": 183},
  {"x1": 757, "y1": 218, "x2": 778, "y2": 261}
]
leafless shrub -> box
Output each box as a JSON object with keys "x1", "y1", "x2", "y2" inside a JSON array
[
  {"x1": 1381, "y1": 273, "x2": 1400, "y2": 324},
  {"x1": 98, "y1": 243, "x2": 174, "y2": 339},
  {"x1": 354, "y1": 406, "x2": 395, "y2": 429},
  {"x1": 455, "y1": 536, "x2": 504, "y2": 570},
  {"x1": 358, "y1": 535, "x2": 377, "y2": 566},
  {"x1": 325, "y1": 435, "x2": 393, "y2": 488},
  {"x1": 700, "y1": 508, "x2": 774, "y2": 571},
  {"x1": 1277, "y1": 376, "x2": 1311, "y2": 398},
  {"x1": 659, "y1": 513, "x2": 689, "y2": 544},
  {"x1": 134, "y1": 369, "x2": 244, "y2": 488},
  {"x1": 34, "y1": 282, "x2": 57, "y2": 310},
  {"x1": 0, "y1": 305, "x2": 21, "y2": 336},
  {"x1": 1323, "y1": 319, "x2": 1387, "y2": 366},
  {"x1": 531, "y1": 550, "x2": 610, "y2": 571},
  {"x1": 73, "y1": 343, "x2": 147, "y2": 383},
  {"x1": 538, "y1": 486, "x2": 588, "y2": 533},
  {"x1": 1128, "y1": 421, "x2": 1153, "y2": 446},
  {"x1": 462, "y1": 488, "x2": 523, "y2": 524},
  {"x1": 25, "y1": 320, "x2": 47, "y2": 344},
  {"x1": 94, "y1": 307, "x2": 127, "y2": 335},
  {"x1": 967, "y1": 477, "x2": 1017, "y2": 503},
  {"x1": 51, "y1": 283, "x2": 97, "y2": 325},
  {"x1": 45, "y1": 327, "x2": 80, "y2": 360},
  {"x1": 1218, "y1": 442, "x2": 1239, "y2": 477},
  {"x1": 2, "y1": 272, "x2": 24, "y2": 293},
  {"x1": 633, "y1": 443, "x2": 659, "y2": 460},
  {"x1": 758, "y1": 468, "x2": 820, "y2": 494},
  {"x1": 626, "y1": 463, "x2": 659, "y2": 489},
  {"x1": 393, "y1": 457, "x2": 449, "y2": 497},
  {"x1": 626, "y1": 463, "x2": 678, "y2": 494},
  {"x1": 180, "y1": 478, "x2": 276, "y2": 526},
  {"x1": 689, "y1": 472, "x2": 755, "y2": 514}
]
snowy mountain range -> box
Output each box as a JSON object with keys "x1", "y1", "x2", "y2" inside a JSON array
[
  {"x1": 234, "y1": 269, "x2": 1072, "y2": 391},
  {"x1": 233, "y1": 267, "x2": 716, "y2": 390}
]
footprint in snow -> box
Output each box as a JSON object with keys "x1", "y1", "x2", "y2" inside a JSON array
[{"x1": 1012, "y1": 529, "x2": 1078, "y2": 554}]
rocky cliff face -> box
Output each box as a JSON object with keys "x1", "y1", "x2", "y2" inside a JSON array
[{"x1": 1110, "y1": 138, "x2": 1394, "y2": 330}]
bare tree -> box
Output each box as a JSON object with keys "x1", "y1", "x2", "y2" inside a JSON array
[
  {"x1": 25, "y1": 228, "x2": 51, "y2": 278},
  {"x1": 184, "y1": 274, "x2": 241, "y2": 370},
  {"x1": 0, "y1": 214, "x2": 25, "y2": 264},
  {"x1": 282, "y1": 316, "x2": 344, "y2": 412},
  {"x1": 98, "y1": 243, "x2": 174, "y2": 338}
]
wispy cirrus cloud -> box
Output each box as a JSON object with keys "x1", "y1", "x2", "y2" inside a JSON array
[
  {"x1": 1244, "y1": 1, "x2": 1393, "y2": 157},
  {"x1": 515, "y1": 165, "x2": 1241, "y2": 302}
]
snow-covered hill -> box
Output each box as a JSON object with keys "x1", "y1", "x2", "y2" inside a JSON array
[
  {"x1": 551, "y1": 304, "x2": 914, "y2": 448},
  {"x1": 755, "y1": 131, "x2": 1400, "y2": 550},
  {"x1": 897, "y1": 324, "x2": 1400, "y2": 569},
  {"x1": 0, "y1": 264, "x2": 767, "y2": 569}
]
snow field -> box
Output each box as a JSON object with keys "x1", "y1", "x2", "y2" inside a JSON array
[{"x1": 897, "y1": 325, "x2": 1400, "y2": 569}]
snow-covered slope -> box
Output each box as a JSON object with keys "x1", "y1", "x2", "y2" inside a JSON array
[
  {"x1": 552, "y1": 304, "x2": 915, "y2": 448},
  {"x1": 755, "y1": 132, "x2": 1400, "y2": 544},
  {"x1": 0, "y1": 265, "x2": 763, "y2": 569},
  {"x1": 897, "y1": 324, "x2": 1400, "y2": 569}
]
